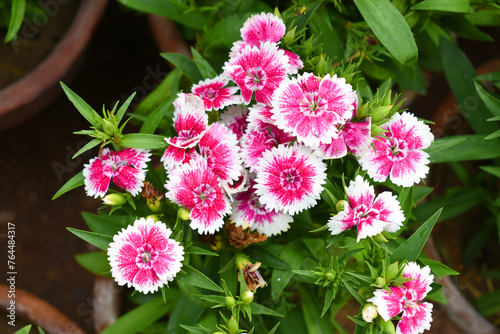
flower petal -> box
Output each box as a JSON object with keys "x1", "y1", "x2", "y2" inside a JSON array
[
  {"x1": 368, "y1": 286, "x2": 406, "y2": 321},
  {"x1": 397, "y1": 302, "x2": 433, "y2": 334}
]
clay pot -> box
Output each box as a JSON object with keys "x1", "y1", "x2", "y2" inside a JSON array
[
  {"x1": 0, "y1": 284, "x2": 85, "y2": 334},
  {"x1": 0, "y1": 0, "x2": 109, "y2": 132}
]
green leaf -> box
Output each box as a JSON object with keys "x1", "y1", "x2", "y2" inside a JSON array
[
  {"x1": 67, "y1": 228, "x2": 113, "y2": 251},
  {"x1": 309, "y1": 9, "x2": 344, "y2": 61},
  {"x1": 475, "y1": 289, "x2": 500, "y2": 315},
  {"x1": 191, "y1": 47, "x2": 218, "y2": 79},
  {"x1": 115, "y1": 92, "x2": 137, "y2": 124},
  {"x1": 426, "y1": 283, "x2": 447, "y2": 304},
  {"x1": 299, "y1": 287, "x2": 335, "y2": 333},
  {"x1": 441, "y1": 15, "x2": 492, "y2": 42},
  {"x1": 120, "y1": 133, "x2": 166, "y2": 149},
  {"x1": 75, "y1": 251, "x2": 111, "y2": 277},
  {"x1": 100, "y1": 297, "x2": 173, "y2": 334},
  {"x1": 5, "y1": 0, "x2": 26, "y2": 43},
  {"x1": 81, "y1": 212, "x2": 130, "y2": 236},
  {"x1": 419, "y1": 258, "x2": 459, "y2": 278},
  {"x1": 413, "y1": 186, "x2": 433, "y2": 204},
  {"x1": 412, "y1": 0, "x2": 472, "y2": 13},
  {"x1": 116, "y1": 0, "x2": 206, "y2": 30},
  {"x1": 134, "y1": 69, "x2": 180, "y2": 116},
  {"x1": 354, "y1": 0, "x2": 418, "y2": 67},
  {"x1": 440, "y1": 38, "x2": 497, "y2": 135},
  {"x1": 390, "y1": 208, "x2": 442, "y2": 263},
  {"x1": 140, "y1": 95, "x2": 176, "y2": 134},
  {"x1": 428, "y1": 135, "x2": 500, "y2": 163},
  {"x1": 342, "y1": 279, "x2": 366, "y2": 304},
  {"x1": 60, "y1": 82, "x2": 101, "y2": 127},
  {"x1": 187, "y1": 245, "x2": 219, "y2": 257},
  {"x1": 204, "y1": 14, "x2": 251, "y2": 49},
  {"x1": 480, "y1": 165, "x2": 500, "y2": 178},
  {"x1": 244, "y1": 245, "x2": 291, "y2": 269},
  {"x1": 321, "y1": 287, "x2": 336, "y2": 317},
  {"x1": 293, "y1": 0, "x2": 324, "y2": 33},
  {"x1": 424, "y1": 137, "x2": 466, "y2": 158},
  {"x1": 475, "y1": 81, "x2": 500, "y2": 117},
  {"x1": 250, "y1": 302, "x2": 284, "y2": 317},
  {"x1": 166, "y1": 296, "x2": 206, "y2": 334},
  {"x1": 72, "y1": 138, "x2": 102, "y2": 159},
  {"x1": 177, "y1": 265, "x2": 223, "y2": 292},
  {"x1": 13, "y1": 325, "x2": 31, "y2": 334},
  {"x1": 161, "y1": 53, "x2": 202, "y2": 84},
  {"x1": 52, "y1": 171, "x2": 85, "y2": 200}
]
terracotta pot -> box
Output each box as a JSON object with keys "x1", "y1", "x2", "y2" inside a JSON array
[
  {"x1": 0, "y1": 0, "x2": 108, "y2": 132},
  {"x1": 0, "y1": 284, "x2": 85, "y2": 334}
]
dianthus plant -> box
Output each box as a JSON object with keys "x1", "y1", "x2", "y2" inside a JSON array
[{"x1": 57, "y1": 9, "x2": 459, "y2": 334}]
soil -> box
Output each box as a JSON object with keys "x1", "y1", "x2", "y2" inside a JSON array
[{"x1": 0, "y1": 0, "x2": 80, "y2": 89}]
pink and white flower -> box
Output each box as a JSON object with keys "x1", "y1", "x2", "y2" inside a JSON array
[
  {"x1": 107, "y1": 217, "x2": 184, "y2": 294},
  {"x1": 220, "y1": 105, "x2": 249, "y2": 141},
  {"x1": 196, "y1": 122, "x2": 243, "y2": 184},
  {"x1": 84, "y1": 148, "x2": 151, "y2": 198},
  {"x1": 247, "y1": 103, "x2": 275, "y2": 128},
  {"x1": 254, "y1": 144, "x2": 327, "y2": 215},
  {"x1": 368, "y1": 262, "x2": 434, "y2": 334},
  {"x1": 232, "y1": 179, "x2": 293, "y2": 236},
  {"x1": 358, "y1": 112, "x2": 434, "y2": 187},
  {"x1": 224, "y1": 41, "x2": 290, "y2": 105},
  {"x1": 192, "y1": 76, "x2": 240, "y2": 111},
  {"x1": 240, "y1": 12, "x2": 286, "y2": 47},
  {"x1": 165, "y1": 159, "x2": 230, "y2": 234},
  {"x1": 283, "y1": 49, "x2": 304, "y2": 75},
  {"x1": 328, "y1": 175, "x2": 404, "y2": 242},
  {"x1": 315, "y1": 117, "x2": 372, "y2": 159},
  {"x1": 271, "y1": 72, "x2": 356, "y2": 147}
]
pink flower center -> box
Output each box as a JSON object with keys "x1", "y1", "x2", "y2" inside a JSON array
[
  {"x1": 204, "y1": 87, "x2": 217, "y2": 100},
  {"x1": 195, "y1": 185, "x2": 216, "y2": 205},
  {"x1": 104, "y1": 156, "x2": 129, "y2": 171},
  {"x1": 141, "y1": 251, "x2": 152, "y2": 263},
  {"x1": 280, "y1": 168, "x2": 302, "y2": 190},
  {"x1": 301, "y1": 92, "x2": 327, "y2": 116},
  {"x1": 136, "y1": 246, "x2": 158, "y2": 268},
  {"x1": 245, "y1": 67, "x2": 267, "y2": 91}
]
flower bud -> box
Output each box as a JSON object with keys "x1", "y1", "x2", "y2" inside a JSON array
[
  {"x1": 177, "y1": 207, "x2": 190, "y2": 221},
  {"x1": 235, "y1": 253, "x2": 251, "y2": 270},
  {"x1": 373, "y1": 277, "x2": 386, "y2": 288},
  {"x1": 146, "y1": 215, "x2": 161, "y2": 222},
  {"x1": 372, "y1": 233, "x2": 388, "y2": 243},
  {"x1": 325, "y1": 270, "x2": 337, "y2": 281},
  {"x1": 336, "y1": 200, "x2": 348, "y2": 212},
  {"x1": 228, "y1": 316, "x2": 239, "y2": 334},
  {"x1": 362, "y1": 303, "x2": 378, "y2": 323},
  {"x1": 315, "y1": 55, "x2": 328, "y2": 76},
  {"x1": 147, "y1": 198, "x2": 163, "y2": 213},
  {"x1": 225, "y1": 296, "x2": 236, "y2": 308},
  {"x1": 241, "y1": 290, "x2": 254, "y2": 305},
  {"x1": 282, "y1": 26, "x2": 296, "y2": 45},
  {"x1": 382, "y1": 319, "x2": 396, "y2": 334},
  {"x1": 385, "y1": 262, "x2": 399, "y2": 281},
  {"x1": 102, "y1": 193, "x2": 127, "y2": 206},
  {"x1": 101, "y1": 118, "x2": 116, "y2": 137},
  {"x1": 371, "y1": 105, "x2": 393, "y2": 123}
]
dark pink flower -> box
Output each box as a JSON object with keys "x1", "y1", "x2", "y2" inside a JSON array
[
  {"x1": 271, "y1": 72, "x2": 356, "y2": 147},
  {"x1": 224, "y1": 41, "x2": 289, "y2": 105},
  {"x1": 220, "y1": 105, "x2": 249, "y2": 141},
  {"x1": 240, "y1": 12, "x2": 286, "y2": 47},
  {"x1": 327, "y1": 175, "x2": 404, "y2": 242},
  {"x1": 232, "y1": 179, "x2": 293, "y2": 236},
  {"x1": 358, "y1": 112, "x2": 434, "y2": 187},
  {"x1": 254, "y1": 144, "x2": 326, "y2": 215},
  {"x1": 192, "y1": 76, "x2": 241, "y2": 111},
  {"x1": 107, "y1": 217, "x2": 184, "y2": 294},
  {"x1": 368, "y1": 262, "x2": 434, "y2": 334},
  {"x1": 165, "y1": 159, "x2": 230, "y2": 234},
  {"x1": 83, "y1": 148, "x2": 151, "y2": 198},
  {"x1": 283, "y1": 49, "x2": 304, "y2": 74}
]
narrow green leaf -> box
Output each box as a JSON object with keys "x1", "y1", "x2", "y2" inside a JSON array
[
  {"x1": 440, "y1": 38, "x2": 497, "y2": 134},
  {"x1": 424, "y1": 137, "x2": 466, "y2": 157},
  {"x1": 100, "y1": 297, "x2": 173, "y2": 334},
  {"x1": 177, "y1": 265, "x2": 223, "y2": 292},
  {"x1": 187, "y1": 245, "x2": 219, "y2": 257},
  {"x1": 354, "y1": 0, "x2": 418, "y2": 67},
  {"x1": 309, "y1": 10, "x2": 344, "y2": 61},
  {"x1": 120, "y1": 133, "x2": 166, "y2": 149},
  {"x1": 485, "y1": 129, "x2": 500, "y2": 140},
  {"x1": 475, "y1": 81, "x2": 500, "y2": 117},
  {"x1": 412, "y1": 0, "x2": 473, "y2": 13},
  {"x1": 293, "y1": 0, "x2": 324, "y2": 33},
  {"x1": 60, "y1": 82, "x2": 101, "y2": 127},
  {"x1": 52, "y1": 171, "x2": 84, "y2": 200},
  {"x1": 426, "y1": 283, "x2": 447, "y2": 304},
  {"x1": 116, "y1": 0, "x2": 206, "y2": 30},
  {"x1": 67, "y1": 228, "x2": 113, "y2": 251},
  {"x1": 244, "y1": 245, "x2": 291, "y2": 269},
  {"x1": 72, "y1": 138, "x2": 102, "y2": 159},
  {"x1": 342, "y1": 279, "x2": 366, "y2": 304},
  {"x1": 13, "y1": 325, "x2": 31, "y2": 334},
  {"x1": 271, "y1": 268, "x2": 295, "y2": 300},
  {"x1": 140, "y1": 95, "x2": 176, "y2": 134},
  {"x1": 75, "y1": 251, "x2": 111, "y2": 277},
  {"x1": 321, "y1": 287, "x2": 336, "y2": 317},
  {"x1": 441, "y1": 16, "x2": 492, "y2": 42},
  {"x1": 250, "y1": 302, "x2": 284, "y2": 317},
  {"x1": 134, "y1": 69, "x2": 180, "y2": 116},
  {"x1": 204, "y1": 14, "x2": 251, "y2": 49},
  {"x1": 5, "y1": 0, "x2": 26, "y2": 43},
  {"x1": 390, "y1": 208, "x2": 442, "y2": 263},
  {"x1": 191, "y1": 47, "x2": 218, "y2": 79},
  {"x1": 81, "y1": 212, "x2": 131, "y2": 236},
  {"x1": 480, "y1": 165, "x2": 500, "y2": 178},
  {"x1": 299, "y1": 287, "x2": 336, "y2": 334},
  {"x1": 428, "y1": 135, "x2": 500, "y2": 163},
  {"x1": 269, "y1": 322, "x2": 281, "y2": 334},
  {"x1": 115, "y1": 92, "x2": 137, "y2": 124},
  {"x1": 166, "y1": 296, "x2": 206, "y2": 334},
  {"x1": 180, "y1": 325, "x2": 212, "y2": 334},
  {"x1": 413, "y1": 186, "x2": 433, "y2": 204},
  {"x1": 419, "y1": 258, "x2": 459, "y2": 278},
  {"x1": 161, "y1": 53, "x2": 202, "y2": 84}
]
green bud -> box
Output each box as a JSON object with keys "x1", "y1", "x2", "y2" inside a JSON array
[
  {"x1": 147, "y1": 198, "x2": 163, "y2": 213},
  {"x1": 146, "y1": 215, "x2": 161, "y2": 222},
  {"x1": 177, "y1": 207, "x2": 190, "y2": 221},
  {"x1": 362, "y1": 303, "x2": 378, "y2": 323},
  {"x1": 325, "y1": 270, "x2": 337, "y2": 281},
  {"x1": 385, "y1": 262, "x2": 399, "y2": 281},
  {"x1": 228, "y1": 316, "x2": 239, "y2": 334},
  {"x1": 372, "y1": 233, "x2": 388, "y2": 243},
  {"x1": 373, "y1": 277, "x2": 386, "y2": 288},
  {"x1": 235, "y1": 253, "x2": 251, "y2": 270},
  {"x1": 102, "y1": 193, "x2": 127, "y2": 206},
  {"x1": 371, "y1": 125, "x2": 388, "y2": 137},
  {"x1": 371, "y1": 105, "x2": 393, "y2": 122},
  {"x1": 101, "y1": 118, "x2": 116, "y2": 137},
  {"x1": 382, "y1": 319, "x2": 396, "y2": 334},
  {"x1": 315, "y1": 55, "x2": 328, "y2": 76},
  {"x1": 282, "y1": 26, "x2": 296, "y2": 45},
  {"x1": 354, "y1": 103, "x2": 369, "y2": 119},
  {"x1": 225, "y1": 296, "x2": 236, "y2": 308},
  {"x1": 336, "y1": 200, "x2": 347, "y2": 212},
  {"x1": 241, "y1": 290, "x2": 254, "y2": 305}
]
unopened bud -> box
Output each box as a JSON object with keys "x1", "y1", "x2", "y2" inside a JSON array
[
  {"x1": 146, "y1": 215, "x2": 161, "y2": 222},
  {"x1": 282, "y1": 27, "x2": 297, "y2": 45},
  {"x1": 371, "y1": 105, "x2": 393, "y2": 122},
  {"x1": 382, "y1": 319, "x2": 396, "y2": 334},
  {"x1": 228, "y1": 316, "x2": 239, "y2": 334},
  {"x1": 336, "y1": 200, "x2": 347, "y2": 212},
  {"x1": 235, "y1": 253, "x2": 251, "y2": 270},
  {"x1": 374, "y1": 277, "x2": 386, "y2": 288},
  {"x1": 372, "y1": 233, "x2": 388, "y2": 243},
  {"x1": 362, "y1": 303, "x2": 378, "y2": 323},
  {"x1": 177, "y1": 207, "x2": 190, "y2": 221},
  {"x1": 147, "y1": 198, "x2": 163, "y2": 213},
  {"x1": 325, "y1": 270, "x2": 337, "y2": 281},
  {"x1": 241, "y1": 290, "x2": 254, "y2": 305},
  {"x1": 102, "y1": 193, "x2": 127, "y2": 206},
  {"x1": 101, "y1": 118, "x2": 115, "y2": 136},
  {"x1": 385, "y1": 262, "x2": 399, "y2": 281},
  {"x1": 315, "y1": 55, "x2": 328, "y2": 76},
  {"x1": 225, "y1": 296, "x2": 236, "y2": 308}
]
